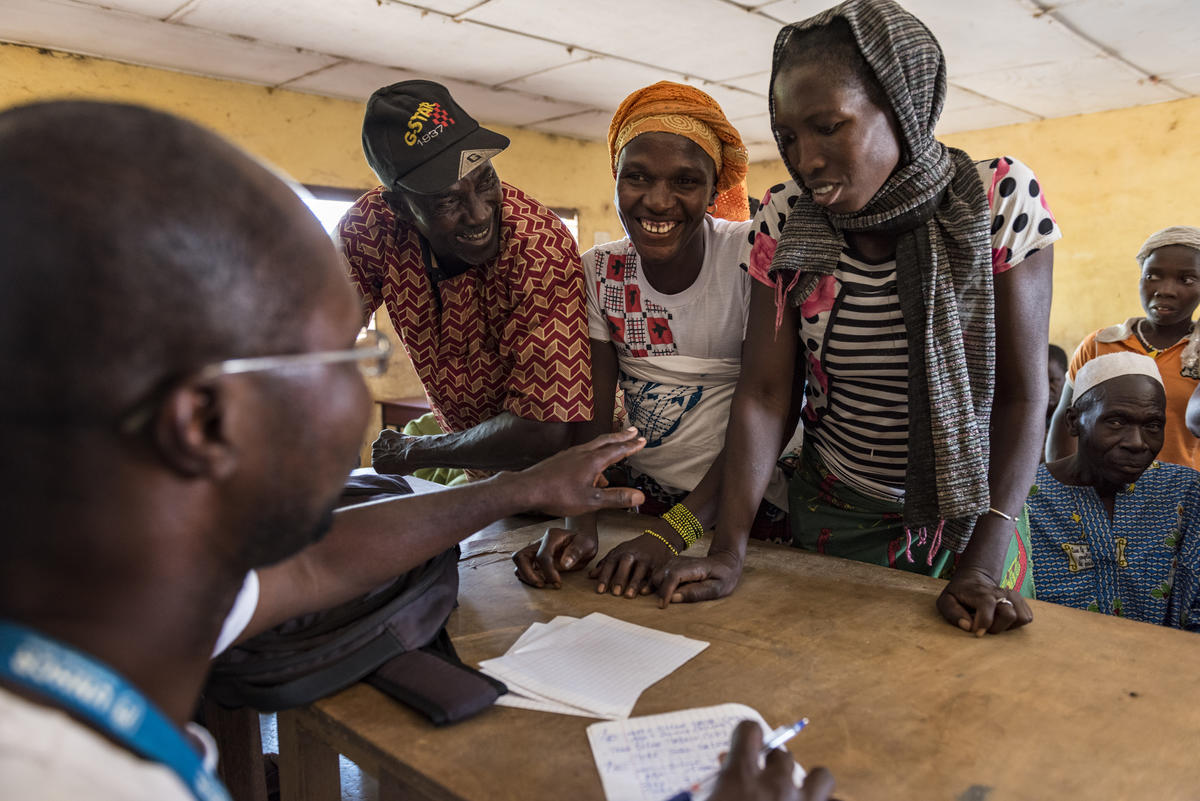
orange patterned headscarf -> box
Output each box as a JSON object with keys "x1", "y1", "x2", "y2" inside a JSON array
[{"x1": 607, "y1": 81, "x2": 751, "y2": 221}]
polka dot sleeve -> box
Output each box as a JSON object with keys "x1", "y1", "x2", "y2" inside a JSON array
[
  {"x1": 742, "y1": 160, "x2": 1059, "y2": 281},
  {"x1": 979, "y1": 157, "x2": 1061, "y2": 275},
  {"x1": 739, "y1": 180, "x2": 804, "y2": 287}
]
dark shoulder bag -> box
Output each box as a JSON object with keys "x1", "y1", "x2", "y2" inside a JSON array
[{"x1": 206, "y1": 473, "x2": 506, "y2": 725}]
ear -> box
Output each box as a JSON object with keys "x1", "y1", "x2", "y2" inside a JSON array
[
  {"x1": 1064, "y1": 405, "x2": 1082, "y2": 439},
  {"x1": 150, "y1": 379, "x2": 240, "y2": 480}
]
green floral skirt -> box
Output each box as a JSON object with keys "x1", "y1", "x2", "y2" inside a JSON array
[{"x1": 787, "y1": 444, "x2": 1034, "y2": 597}]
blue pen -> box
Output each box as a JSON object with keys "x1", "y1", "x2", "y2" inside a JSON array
[{"x1": 663, "y1": 718, "x2": 809, "y2": 801}]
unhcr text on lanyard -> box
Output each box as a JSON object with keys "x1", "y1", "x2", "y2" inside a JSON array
[{"x1": 0, "y1": 620, "x2": 231, "y2": 801}]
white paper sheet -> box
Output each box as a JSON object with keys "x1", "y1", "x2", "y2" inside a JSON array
[
  {"x1": 586, "y1": 703, "x2": 805, "y2": 801},
  {"x1": 347, "y1": 468, "x2": 446, "y2": 495},
  {"x1": 486, "y1": 618, "x2": 595, "y2": 715},
  {"x1": 478, "y1": 613, "x2": 708, "y2": 720},
  {"x1": 492, "y1": 691, "x2": 597, "y2": 716}
]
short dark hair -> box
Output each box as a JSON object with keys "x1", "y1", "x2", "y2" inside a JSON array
[
  {"x1": 1048, "y1": 344, "x2": 1069, "y2": 371},
  {"x1": 0, "y1": 101, "x2": 331, "y2": 424},
  {"x1": 776, "y1": 18, "x2": 892, "y2": 120}
]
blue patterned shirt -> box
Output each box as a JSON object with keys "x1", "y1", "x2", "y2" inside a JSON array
[{"x1": 1027, "y1": 461, "x2": 1200, "y2": 631}]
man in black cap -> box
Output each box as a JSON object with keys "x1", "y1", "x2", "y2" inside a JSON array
[{"x1": 338, "y1": 80, "x2": 595, "y2": 478}]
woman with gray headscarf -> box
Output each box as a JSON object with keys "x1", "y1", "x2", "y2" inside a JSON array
[
  {"x1": 655, "y1": 0, "x2": 1061, "y2": 637},
  {"x1": 1047, "y1": 226, "x2": 1200, "y2": 464}
]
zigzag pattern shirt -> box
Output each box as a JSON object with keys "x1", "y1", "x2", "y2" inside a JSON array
[{"x1": 339, "y1": 183, "x2": 593, "y2": 433}]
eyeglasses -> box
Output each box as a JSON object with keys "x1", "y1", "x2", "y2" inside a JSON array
[
  {"x1": 118, "y1": 329, "x2": 391, "y2": 434},
  {"x1": 194, "y1": 329, "x2": 392, "y2": 381}
]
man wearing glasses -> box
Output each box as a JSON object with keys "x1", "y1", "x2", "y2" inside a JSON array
[
  {"x1": 0, "y1": 100, "x2": 651, "y2": 800},
  {"x1": 338, "y1": 81, "x2": 595, "y2": 479}
]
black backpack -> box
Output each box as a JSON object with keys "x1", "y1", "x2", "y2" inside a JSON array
[{"x1": 206, "y1": 474, "x2": 506, "y2": 725}]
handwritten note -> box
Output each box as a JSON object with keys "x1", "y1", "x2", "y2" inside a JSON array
[{"x1": 586, "y1": 703, "x2": 804, "y2": 801}]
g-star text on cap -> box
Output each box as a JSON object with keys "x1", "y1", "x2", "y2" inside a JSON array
[{"x1": 405, "y1": 101, "x2": 455, "y2": 147}]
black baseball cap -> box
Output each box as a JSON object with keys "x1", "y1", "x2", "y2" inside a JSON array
[{"x1": 361, "y1": 80, "x2": 510, "y2": 194}]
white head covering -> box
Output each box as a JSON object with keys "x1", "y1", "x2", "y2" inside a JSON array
[
  {"x1": 1136, "y1": 225, "x2": 1200, "y2": 265},
  {"x1": 1073, "y1": 352, "x2": 1163, "y2": 405},
  {"x1": 1134, "y1": 226, "x2": 1200, "y2": 374}
]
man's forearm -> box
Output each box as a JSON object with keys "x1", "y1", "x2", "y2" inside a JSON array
[
  {"x1": 391, "y1": 412, "x2": 571, "y2": 471},
  {"x1": 317, "y1": 474, "x2": 537, "y2": 589},
  {"x1": 245, "y1": 428, "x2": 647, "y2": 642},
  {"x1": 1045, "y1": 388, "x2": 1076, "y2": 462},
  {"x1": 248, "y1": 472, "x2": 537, "y2": 639}
]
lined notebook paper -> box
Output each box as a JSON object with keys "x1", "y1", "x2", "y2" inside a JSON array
[
  {"x1": 478, "y1": 613, "x2": 708, "y2": 719},
  {"x1": 587, "y1": 704, "x2": 805, "y2": 801},
  {"x1": 488, "y1": 618, "x2": 592, "y2": 716}
]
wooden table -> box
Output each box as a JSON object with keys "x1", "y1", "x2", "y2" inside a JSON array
[{"x1": 277, "y1": 512, "x2": 1200, "y2": 801}]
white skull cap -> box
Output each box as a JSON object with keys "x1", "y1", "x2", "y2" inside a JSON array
[{"x1": 1073, "y1": 352, "x2": 1163, "y2": 405}]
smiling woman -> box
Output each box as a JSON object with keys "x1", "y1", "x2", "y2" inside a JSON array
[
  {"x1": 512, "y1": 81, "x2": 801, "y2": 597},
  {"x1": 615, "y1": 133, "x2": 715, "y2": 286}
]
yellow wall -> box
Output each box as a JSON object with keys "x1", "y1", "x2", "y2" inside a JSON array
[
  {"x1": 747, "y1": 157, "x2": 789, "y2": 205},
  {"x1": 942, "y1": 98, "x2": 1200, "y2": 353},
  {"x1": 744, "y1": 97, "x2": 1200, "y2": 354}
]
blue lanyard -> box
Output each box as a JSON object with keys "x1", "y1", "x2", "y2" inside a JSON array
[{"x1": 0, "y1": 620, "x2": 231, "y2": 801}]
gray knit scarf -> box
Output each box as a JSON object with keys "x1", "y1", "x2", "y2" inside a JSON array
[{"x1": 767, "y1": 0, "x2": 993, "y2": 552}]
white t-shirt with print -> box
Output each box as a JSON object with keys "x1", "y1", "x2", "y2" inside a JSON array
[
  {"x1": 584, "y1": 215, "x2": 795, "y2": 505},
  {"x1": 586, "y1": 216, "x2": 754, "y2": 357}
]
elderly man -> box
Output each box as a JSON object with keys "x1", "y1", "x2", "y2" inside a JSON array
[
  {"x1": 1029, "y1": 352, "x2": 1200, "y2": 630},
  {"x1": 0, "y1": 100, "x2": 829, "y2": 801},
  {"x1": 339, "y1": 80, "x2": 594, "y2": 477}
]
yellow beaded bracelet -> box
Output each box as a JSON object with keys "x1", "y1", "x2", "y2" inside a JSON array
[
  {"x1": 661, "y1": 503, "x2": 704, "y2": 547},
  {"x1": 643, "y1": 528, "x2": 679, "y2": 556}
]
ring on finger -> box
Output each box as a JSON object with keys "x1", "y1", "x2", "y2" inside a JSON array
[{"x1": 995, "y1": 597, "x2": 1014, "y2": 607}]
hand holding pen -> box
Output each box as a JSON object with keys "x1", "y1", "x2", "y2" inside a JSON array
[{"x1": 677, "y1": 718, "x2": 835, "y2": 801}]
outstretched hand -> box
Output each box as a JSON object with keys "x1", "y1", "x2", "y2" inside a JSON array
[
  {"x1": 517, "y1": 428, "x2": 646, "y2": 518},
  {"x1": 652, "y1": 549, "x2": 744, "y2": 608},
  {"x1": 709, "y1": 721, "x2": 836, "y2": 801},
  {"x1": 936, "y1": 565, "x2": 1033, "y2": 636}
]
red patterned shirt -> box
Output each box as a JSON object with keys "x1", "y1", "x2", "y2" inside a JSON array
[{"x1": 338, "y1": 183, "x2": 593, "y2": 433}]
